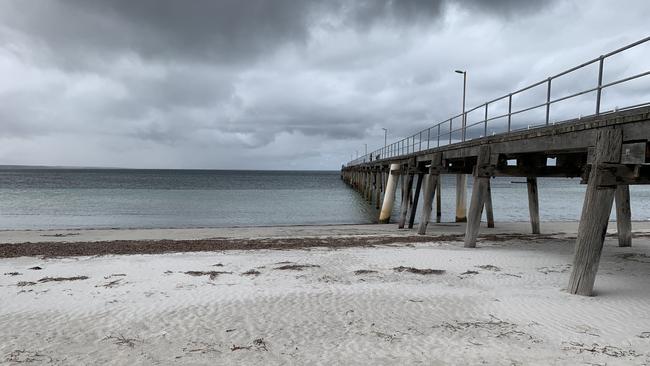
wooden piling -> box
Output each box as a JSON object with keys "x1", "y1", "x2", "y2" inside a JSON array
[
  {"x1": 375, "y1": 170, "x2": 382, "y2": 210},
  {"x1": 568, "y1": 128, "x2": 622, "y2": 296},
  {"x1": 398, "y1": 171, "x2": 414, "y2": 229},
  {"x1": 436, "y1": 178, "x2": 442, "y2": 223},
  {"x1": 456, "y1": 174, "x2": 467, "y2": 222},
  {"x1": 418, "y1": 169, "x2": 439, "y2": 235},
  {"x1": 485, "y1": 179, "x2": 494, "y2": 228},
  {"x1": 465, "y1": 146, "x2": 491, "y2": 248},
  {"x1": 615, "y1": 184, "x2": 632, "y2": 247},
  {"x1": 379, "y1": 164, "x2": 400, "y2": 224},
  {"x1": 527, "y1": 177, "x2": 540, "y2": 234},
  {"x1": 408, "y1": 173, "x2": 424, "y2": 229}
]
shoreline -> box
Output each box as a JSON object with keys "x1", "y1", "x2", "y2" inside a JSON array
[{"x1": 2, "y1": 221, "x2": 650, "y2": 259}]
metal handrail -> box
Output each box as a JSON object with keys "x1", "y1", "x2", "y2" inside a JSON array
[{"x1": 346, "y1": 36, "x2": 650, "y2": 167}]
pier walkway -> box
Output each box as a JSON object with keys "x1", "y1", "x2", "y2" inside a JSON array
[{"x1": 341, "y1": 37, "x2": 650, "y2": 296}]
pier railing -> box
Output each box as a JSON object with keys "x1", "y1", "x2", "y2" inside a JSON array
[{"x1": 346, "y1": 36, "x2": 650, "y2": 166}]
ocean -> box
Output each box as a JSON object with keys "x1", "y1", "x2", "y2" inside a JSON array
[{"x1": 1, "y1": 167, "x2": 649, "y2": 230}]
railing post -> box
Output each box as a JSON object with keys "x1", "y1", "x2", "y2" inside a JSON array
[
  {"x1": 595, "y1": 55, "x2": 604, "y2": 115},
  {"x1": 427, "y1": 127, "x2": 431, "y2": 150},
  {"x1": 419, "y1": 131, "x2": 423, "y2": 151},
  {"x1": 449, "y1": 119, "x2": 452, "y2": 145},
  {"x1": 507, "y1": 94, "x2": 512, "y2": 132},
  {"x1": 484, "y1": 102, "x2": 489, "y2": 137},
  {"x1": 545, "y1": 77, "x2": 552, "y2": 125},
  {"x1": 462, "y1": 112, "x2": 467, "y2": 142},
  {"x1": 437, "y1": 125, "x2": 441, "y2": 147}
]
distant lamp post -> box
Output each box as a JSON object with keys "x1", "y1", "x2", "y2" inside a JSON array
[
  {"x1": 381, "y1": 128, "x2": 388, "y2": 147},
  {"x1": 364, "y1": 143, "x2": 367, "y2": 155},
  {"x1": 455, "y1": 70, "x2": 467, "y2": 141}
]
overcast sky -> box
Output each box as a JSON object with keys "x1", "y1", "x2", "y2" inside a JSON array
[{"x1": 0, "y1": 0, "x2": 648, "y2": 170}]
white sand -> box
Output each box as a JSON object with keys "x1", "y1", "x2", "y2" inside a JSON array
[{"x1": 1, "y1": 225, "x2": 650, "y2": 365}]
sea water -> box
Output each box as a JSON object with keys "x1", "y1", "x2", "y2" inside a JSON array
[{"x1": 1, "y1": 167, "x2": 649, "y2": 230}]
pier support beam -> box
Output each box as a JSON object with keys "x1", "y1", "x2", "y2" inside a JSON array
[
  {"x1": 615, "y1": 185, "x2": 632, "y2": 247},
  {"x1": 408, "y1": 173, "x2": 424, "y2": 229},
  {"x1": 379, "y1": 164, "x2": 400, "y2": 224},
  {"x1": 527, "y1": 177, "x2": 541, "y2": 234},
  {"x1": 568, "y1": 128, "x2": 622, "y2": 296},
  {"x1": 398, "y1": 170, "x2": 415, "y2": 229},
  {"x1": 456, "y1": 174, "x2": 467, "y2": 222},
  {"x1": 485, "y1": 179, "x2": 494, "y2": 228},
  {"x1": 365, "y1": 171, "x2": 373, "y2": 202},
  {"x1": 465, "y1": 146, "x2": 492, "y2": 248},
  {"x1": 375, "y1": 170, "x2": 382, "y2": 210},
  {"x1": 418, "y1": 155, "x2": 442, "y2": 235},
  {"x1": 436, "y1": 178, "x2": 442, "y2": 223}
]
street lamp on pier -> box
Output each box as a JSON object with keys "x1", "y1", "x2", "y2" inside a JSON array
[{"x1": 455, "y1": 70, "x2": 467, "y2": 141}]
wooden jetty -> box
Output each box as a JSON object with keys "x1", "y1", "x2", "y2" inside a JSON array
[{"x1": 341, "y1": 37, "x2": 650, "y2": 296}]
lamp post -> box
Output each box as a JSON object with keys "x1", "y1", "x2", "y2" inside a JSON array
[
  {"x1": 455, "y1": 70, "x2": 467, "y2": 141},
  {"x1": 454, "y1": 69, "x2": 468, "y2": 222},
  {"x1": 364, "y1": 143, "x2": 367, "y2": 155},
  {"x1": 381, "y1": 128, "x2": 387, "y2": 147}
]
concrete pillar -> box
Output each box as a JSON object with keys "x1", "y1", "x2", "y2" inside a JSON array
[
  {"x1": 456, "y1": 174, "x2": 467, "y2": 222},
  {"x1": 615, "y1": 185, "x2": 632, "y2": 247},
  {"x1": 379, "y1": 164, "x2": 400, "y2": 224}
]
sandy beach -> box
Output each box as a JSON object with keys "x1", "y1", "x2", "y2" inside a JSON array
[{"x1": 1, "y1": 223, "x2": 650, "y2": 365}]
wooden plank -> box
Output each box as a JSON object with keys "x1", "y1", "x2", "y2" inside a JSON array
[
  {"x1": 408, "y1": 173, "x2": 424, "y2": 229},
  {"x1": 527, "y1": 177, "x2": 540, "y2": 234},
  {"x1": 568, "y1": 128, "x2": 622, "y2": 296},
  {"x1": 615, "y1": 185, "x2": 632, "y2": 247}
]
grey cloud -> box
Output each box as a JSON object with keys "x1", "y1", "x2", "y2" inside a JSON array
[{"x1": 0, "y1": 0, "x2": 647, "y2": 169}]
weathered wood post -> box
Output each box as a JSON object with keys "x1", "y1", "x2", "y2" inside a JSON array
[
  {"x1": 456, "y1": 174, "x2": 467, "y2": 222},
  {"x1": 365, "y1": 170, "x2": 373, "y2": 202},
  {"x1": 527, "y1": 177, "x2": 541, "y2": 234},
  {"x1": 568, "y1": 128, "x2": 622, "y2": 296},
  {"x1": 408, "y1": 172, "x2": 424, "y2": 229},
  {"x1": 485, "y1": 179, "x2": 495, "y2": 228},
  {"x1": 436, "y1": 178, "x2": 442, "y2": 223},
  {"x1": 379, "y1": 163, "x2": 400, "y2": 224},
  {"x1": 398, "y1": 166, "x2": 415, "y2": 229},
  {"x1": 465, "y1": 146, "x2": 492, "y2": 248},
  {"x1": 615, "y1": 184, "x2": 632, "y2": 247},
  {"x1": 418, "y1": 153, "x2": 442, "y2": 235},
  {"x1": 375, "y1": 169, "x2": 382, "y2": 210}
]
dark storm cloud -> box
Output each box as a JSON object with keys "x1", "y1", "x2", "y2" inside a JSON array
[
  {"x1": 0, "y1": 0, "x2": 549, "y2": 65},
  {"x1": 0, "y1": 0, "x2": 647, "y2": 169}
]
